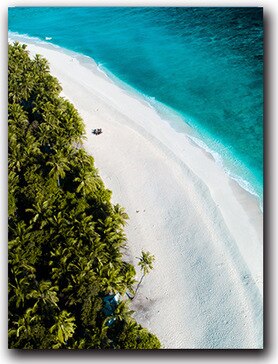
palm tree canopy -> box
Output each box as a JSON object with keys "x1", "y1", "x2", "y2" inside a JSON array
[
  {"x1": 138, "y1": 251, "x2": 155, "y2": 276},
  {"x1": 8, "y1": 42, "x2": 160, "y2": 350}
]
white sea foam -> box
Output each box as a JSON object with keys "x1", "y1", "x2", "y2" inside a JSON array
[
  {"x1": 187, "y1": 134, "x2": 262, "y2": 210},
  {"x1": 96, "y1": 59, "x2": 264, "y2": 210},
  {"x1": 9, "y1": 31, "x2": 48, "y2": 45},
  {"x1": 9, "y1": 31, "x2": 262, "y2": 212},
  {"x1": 187, "y1": 135, "x2": 224, "y2": 167}
]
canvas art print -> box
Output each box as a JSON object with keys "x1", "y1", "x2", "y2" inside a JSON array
[{"x1": 8, "y1": 7, "x2": 263, "y2": 349}]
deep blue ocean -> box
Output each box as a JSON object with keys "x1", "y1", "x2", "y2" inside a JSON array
[{"x1": 8, "y1": 7, "x2": 263, "y2": 206}]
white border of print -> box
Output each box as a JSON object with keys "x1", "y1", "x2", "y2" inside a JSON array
[{"x1": 1, "y1": 1, "x2": 277, "y2": 363}]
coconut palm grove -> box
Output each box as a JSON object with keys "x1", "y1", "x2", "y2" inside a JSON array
[{"x1": 8, "y1": 42, "x2": 161, "y2": 349}]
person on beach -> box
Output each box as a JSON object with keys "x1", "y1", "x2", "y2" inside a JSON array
[{"x1": 92, "y1": 128, "x2": 102, "y2": 135}]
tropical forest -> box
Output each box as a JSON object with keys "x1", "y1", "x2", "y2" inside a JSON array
[{"x1": 8, "y1": 42, "x2": 161, "y2": 349}]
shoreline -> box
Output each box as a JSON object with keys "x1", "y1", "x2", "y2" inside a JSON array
[
  {"x1": 9, "y1": 31, "x2": 263, "y2": 208},
  {"x1": 9, "y1": 35, "x2": 263, "y2": 348}
]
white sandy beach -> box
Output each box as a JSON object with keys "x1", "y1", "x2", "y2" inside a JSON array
[{"x1": 10, "y1": 36, "x2": 263, "y2": 349}]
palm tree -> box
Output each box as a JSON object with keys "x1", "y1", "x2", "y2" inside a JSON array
[
  {"x1": 8, "y1": 170, "x2": 19, "y2": 217},
  {"x1": 46, "y1": 151, "x2": 70, "y2": 187},
  {"x1": 120, "y1": 262, "x2": 136, "y2": 294},
  {"x1": 113, "y1": 301, "x2": 134, "y2": 322},
  {"x1": 8, "y1": 43, "x2": 35, "y2": 104},
  {"x1": 8, "y1": 104, "x2": 29, "y2": 132},
  {"x1": 26, "y1": 198, "x2": 50, "y2": 226},
  {"x1": 74, "y1": 169, "x2": 99, "y2": 195},
  {"x1": 49, "y1": 310, "x2": 76, "y2": 348},
  {"x1": 129, "y1": 251, "x2": 155, "y2": 300},
  {"x1": 61, "y1": 101, "x2": 85, "y2": 143},
  {"x1": 46, "y1": 210, "x2": 69, "y2": 234},
  {"x1": 9, "y1": 276, "x2": 29, "y2": 309},
  {"x1": 72, "y1": 149, "x2": 94, "y2": 170},
  {"x1": 138, "y1": 251, "x2": 155, "y2": 276},
  {"x1": 37, "y1": 122, "x2": 52, "y2": 146},
  {"x1": 113, "y1": 204, "x2": 129, "y2": 226},
  {"x1": 9, "y1": 307, "x2": 37, "y2": 339},
  {"x1": 95, "y1": 261, "x2": 129, "y2": 295},
  {"x1": 33, "y1": 53, "x2": 50, "y2": 73},
  {"x1": 8, "y1": 143, "x2": 23, "y2": 173},
  {"x1": 26, "y1": 281, "x2": 59, "y2": 310}
]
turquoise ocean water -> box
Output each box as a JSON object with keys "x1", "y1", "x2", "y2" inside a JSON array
[{"x1": 8, "y1": 7, "x2": 263, "y2": 207}]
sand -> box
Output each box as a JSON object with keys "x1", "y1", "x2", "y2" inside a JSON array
[{"x1": 9, "y1": 35, "x2": 263, "y2": 349}]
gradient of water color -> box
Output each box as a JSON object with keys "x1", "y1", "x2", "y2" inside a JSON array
[{"x1": 8, "y1": 7, "x2": 263, "y2": 205}]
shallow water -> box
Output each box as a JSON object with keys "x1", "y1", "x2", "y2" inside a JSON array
[{"x1": 8, "y1": 7, "x2": 263, "y2": 205}]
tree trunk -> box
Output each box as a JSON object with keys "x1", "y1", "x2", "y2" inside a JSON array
[{"x1": 128, "y1": 273, "x2": 145, "y2": 300}]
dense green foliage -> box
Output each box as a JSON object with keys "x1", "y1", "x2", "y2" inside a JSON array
[{"x1": 8, "y1": 42, "x2": 161, "y2": 349}]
